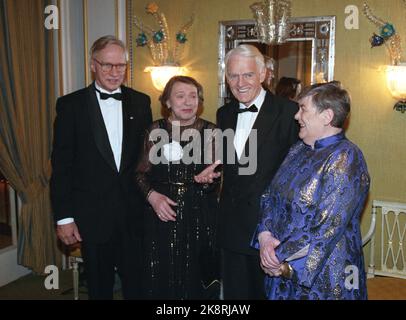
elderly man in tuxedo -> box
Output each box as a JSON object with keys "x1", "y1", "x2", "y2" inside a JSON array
[
  {"x1": 214, "y1": 44, "x2": 298, "y2": 299},
  {"x1": 50, "y1": 35, "x2": 152, "y2": 299}
]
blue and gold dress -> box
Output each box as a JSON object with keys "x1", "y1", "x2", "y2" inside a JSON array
[{"x1": 252, "y1": 133, "x2": 370, "y2": 299}]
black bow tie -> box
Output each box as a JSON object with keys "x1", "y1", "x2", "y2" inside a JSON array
[
  {"x1": 237, "y1": 104, "x2": 258, "y2": 114},
  {"x1": 95, "y1": 88, "x2": 122, "y2": 101}
]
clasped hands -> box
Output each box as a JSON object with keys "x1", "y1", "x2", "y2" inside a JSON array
[{"x1": 259, "y1": 231, "x2": 283, "y2": 277}]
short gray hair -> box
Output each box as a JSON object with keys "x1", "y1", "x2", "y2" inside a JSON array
[
  {"x1": 224, "y1": 44, "x2": 265, "y2": 75},
  {"x1": 298, "y1": 81, "x2": 350, "y2": 128},
  {"x1": 90, "y1": 35, "x2": 128, "y2": 60}
]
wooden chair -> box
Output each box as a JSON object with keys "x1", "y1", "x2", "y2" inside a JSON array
[{"x1": 66, "y1": 243, "x2": 84, "y2": 300}]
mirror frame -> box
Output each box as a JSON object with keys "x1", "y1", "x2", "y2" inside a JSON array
[{"x1": 218, "y1": 16, "x2": 336, "y2": 106}]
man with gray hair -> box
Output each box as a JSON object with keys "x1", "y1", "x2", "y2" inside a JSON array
[
  {"x1": 216, "y1": 44, "x2": 298, "y2": 299},
  {"x1": 50, "y1": 35, "x2": 152, "y2": 299}
]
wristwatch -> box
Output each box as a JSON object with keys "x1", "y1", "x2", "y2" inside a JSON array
[{"x1": 280, "y1": 262, "x2": 294, "y2": 279}]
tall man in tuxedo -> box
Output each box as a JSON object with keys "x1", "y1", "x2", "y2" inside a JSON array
[
  {"x1": 217, "y1": 45, "x2": 299, "y2": 299},
  {"x1": 50, "y1": 35, "x2": 152, "y2": 299}
]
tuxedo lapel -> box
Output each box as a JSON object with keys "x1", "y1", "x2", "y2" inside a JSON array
[
  {"x1": 245, "y1": 91, "x2": 279, "y2": 154},
  {"x1": 223, "y1": 100, "x2": 239, "y2": 166},
  {"x1": 218, "y1": 100, "x2": 240, "y2": 182},
  {"x1": 119, "y1": 86, "x2": 131, "y2": 172},
  {"x1": 86, "y1": 84, "x2": 118, "y2": 172},
  {"x1": 226, "y1": 100, "x2": 239, "y2": 132}
]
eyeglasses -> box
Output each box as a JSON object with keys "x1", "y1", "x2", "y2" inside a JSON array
[{"x1": 93, "y1": 58, "x2": 127, "y2": 73}]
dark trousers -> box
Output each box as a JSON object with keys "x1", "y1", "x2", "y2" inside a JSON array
[
  {"x1": 81, "y1": 225, "x2": 142, "y2": 300},
  {"x1": 221, "y1": 249, "x2": 266, "y2": 300}
]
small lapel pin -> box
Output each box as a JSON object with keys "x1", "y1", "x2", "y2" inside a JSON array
[{"x1": 130, "y1": 116, "x2": 134, "y2": 120}]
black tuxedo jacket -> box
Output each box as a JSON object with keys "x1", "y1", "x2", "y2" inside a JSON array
[
  {"x1": 50, "y1": 83, "x2": 152, "y2": 243},
  {"x1": 216, "y1": 91, "x2": 299, "y2": 255}
]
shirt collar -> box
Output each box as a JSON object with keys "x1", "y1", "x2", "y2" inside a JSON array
[
  {"x1": 239, "y1": 88, "x2": 266, "y2": 111},
  {"x1": 94, "y1": 82, "x2": 121, "y2": 94}
]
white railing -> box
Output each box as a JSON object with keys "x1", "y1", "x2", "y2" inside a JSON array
[{"x1": 362, "y1": 200, "x2": 406, "y2": 279}]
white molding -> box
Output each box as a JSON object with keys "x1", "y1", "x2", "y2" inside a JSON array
[
  {"x1": 116, "y1": 0, "x2": 126, "y2": 43},
  {"x1": 83, "y1": 0, "x2": 89, "y2": 86},
  {"x1": 59, "y1": 0, "x2": 85, "y2": 94},
  {"x1": 60, "y1": 0, "x2": 73, "y2": 95}
]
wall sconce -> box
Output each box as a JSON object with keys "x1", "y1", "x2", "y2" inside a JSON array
[
  {"x1": 363, "y1": 2, "x2": 406, "y2": 113},
  {"x1": 134, "y1": 2, "x2": 194, "y2": 91},
  {"x1": 144, "y1": 65, "x2": 187, "y2": 91},
  {"x1": 386, "y1": 64, "x2": 406, "y2": 113}
]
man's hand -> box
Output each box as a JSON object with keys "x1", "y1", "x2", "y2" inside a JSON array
[
  {"x1": 148, "y1": 190, "x2": 177, "y2": 222},
  {"x1": 57, "y1": 222, "x2": 82, "y2": 245},
  {"x1": 194, "y1": 160, "x2": 222, "y2": 184}
]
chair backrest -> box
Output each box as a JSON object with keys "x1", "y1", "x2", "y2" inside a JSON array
[{"x1": 363, "y1": 200, "x2": 406, "y2": 279}]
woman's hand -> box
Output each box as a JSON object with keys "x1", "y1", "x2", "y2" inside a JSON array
[
  {"x1": 259, "y1": 231, "x2": 282, "y2": 275},
  {"x1": 194, "y1": 160, "x2": 222, "y2": 184},
  {"x1": 261, "y1": 265, "x2": 282, "y2": 277},
  {"x1": 147, "y1": 190, "x2": 177, "y2": 222}
]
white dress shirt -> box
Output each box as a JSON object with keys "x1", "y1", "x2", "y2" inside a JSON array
[
  {"x1": 233, "y1": 88, "x2": 266, "y2": 159},
  {"x1": 95, "y1": 83, "x2": 123, "y2": 171},
  {"x1": 57, "y1": 83, "x2": 123, "y2": 226}
]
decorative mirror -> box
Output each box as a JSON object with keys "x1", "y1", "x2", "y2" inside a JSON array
[{"x1": 218, "y1": 16, "x2": 336, "y2": 106}]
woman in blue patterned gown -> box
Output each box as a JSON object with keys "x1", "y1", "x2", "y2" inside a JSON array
[{"x1": 252, "y1": 82, "x2": 370, "y2": 299}]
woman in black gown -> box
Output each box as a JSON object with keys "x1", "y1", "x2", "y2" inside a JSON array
[{"x1": 135, "y1": 76, "x2": 221, "y2": 299}]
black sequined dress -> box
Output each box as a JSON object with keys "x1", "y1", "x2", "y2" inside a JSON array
[{"x1": 135, "y1": 118, "x2": 220, "y2": 299}]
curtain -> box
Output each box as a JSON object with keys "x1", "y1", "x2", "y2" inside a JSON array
[{"x1": 0, "y1": 0, "x2": 61, "y2": 273}]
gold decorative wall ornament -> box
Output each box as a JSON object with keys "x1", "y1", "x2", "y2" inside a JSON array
[
  {"x1": 363, "y1": 1, "x2": 406, "y2": 113},
  {"x1": 362, "y1": 2, "x2": 402, "y2": 65},
  {"x1": 134, "y1": 2, "x2": 194, "y2": 90}
]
